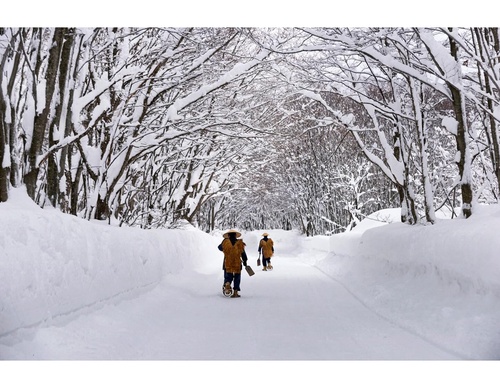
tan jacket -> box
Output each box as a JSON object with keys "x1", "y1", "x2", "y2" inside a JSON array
[
  {"x1": 259, "y1": 238, "x2": 274, "y2": 259},
  {"x1": 221, "y1": 238, "x2": 246, "y2": 273}
]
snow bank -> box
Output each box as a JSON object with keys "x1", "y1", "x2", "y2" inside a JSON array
[
  {"x1": 320, "y1": 206, "x2": 500, "y2": 359},
  {"x1": 0, "y1": 188, "x2": 219, "y2": 336},
  {"x1": 328, "y1": 208, "x2": 401, "y2": 256}
]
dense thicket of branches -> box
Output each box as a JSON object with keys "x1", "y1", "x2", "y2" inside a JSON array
[{"x1": 1, "y1": 27, "x2": 500, "y2": 235}]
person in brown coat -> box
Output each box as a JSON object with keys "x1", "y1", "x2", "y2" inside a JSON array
[
  {"x1": 218, "y1": 229, "x2": 248, "y2": 298},
  {"x1": 258, "y1": 232, "x2": 274, "y2": 271}
]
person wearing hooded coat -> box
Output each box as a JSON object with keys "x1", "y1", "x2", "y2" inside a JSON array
[
  {"x1": 258, "y1": 232, "x2": 274, "y2": 271},
  {"x1": 218, "y1": 229, "x2": 248, "y2": 298}
]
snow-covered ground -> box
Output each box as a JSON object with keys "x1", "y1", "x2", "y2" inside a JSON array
[{"x1": 1, "y1": 187, "x2": 499, "y2": 386}]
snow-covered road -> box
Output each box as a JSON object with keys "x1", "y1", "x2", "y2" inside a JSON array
[{"x1": 1, "y1": 254, "x2": 460, "y2": 360}]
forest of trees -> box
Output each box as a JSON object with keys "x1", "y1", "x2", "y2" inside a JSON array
[{"x1": 1, "y1": 27, "x2": 500, "y2": 235}]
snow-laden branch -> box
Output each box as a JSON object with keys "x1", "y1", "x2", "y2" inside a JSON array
[
  {"x1": 298, "y1": 89, "x2": 404, "y2": 185},
  {"x1": 299, "y1": 28, "x2": 452, "y2": 100},
  {"x1": 163, "y1": 49, "x2": 271, "y2": 123}
]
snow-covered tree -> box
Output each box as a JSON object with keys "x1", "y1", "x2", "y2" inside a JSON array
[{"x1": 4, "y1": 27, "x2": 500, "y2": 234}]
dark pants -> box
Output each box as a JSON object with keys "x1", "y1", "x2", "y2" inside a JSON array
[
  {"x1": 224, "y1": 271, "x2": 241, "y2": 291},
  {"x1": 263, "y1": 257, "x2": 271, "y2": 267}
]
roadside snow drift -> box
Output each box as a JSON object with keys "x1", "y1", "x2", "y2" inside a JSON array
[
  {"x1": 0, "y1": 188, "x2": 219, "y2": 336},
  {"x1": 322, "y1": 206, "x2": 500, "y2": 359}
]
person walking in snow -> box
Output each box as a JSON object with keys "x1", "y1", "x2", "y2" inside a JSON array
[
  {"x1": 218, "y1": 229, "x2": 248, "y2": 298},
  {"x1": 258, "y1": 232, "x2": 274, "y2": 271}
]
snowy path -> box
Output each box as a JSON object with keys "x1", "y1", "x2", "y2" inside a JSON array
[{"x1": 0, "y1": 254, "x2": 460, "y2": 360}]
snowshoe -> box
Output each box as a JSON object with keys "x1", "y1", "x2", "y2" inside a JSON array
[
  {"x1": 266, "y1": 265, "x2": 273, "y2": 271},
  {"x1": 222, "y1": 282, "x2": 233, "y2": 297}
]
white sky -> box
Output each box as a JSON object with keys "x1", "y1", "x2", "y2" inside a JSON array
[{"x1": 2, "y1": 1, "x2": 494, "y2": 27}]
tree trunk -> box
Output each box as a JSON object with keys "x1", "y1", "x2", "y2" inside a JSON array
[
  {"x1": 25, "y1": 29, "x2": 64, "y2": 200},
  {"x1": 410, "y1": 77, "x2": 436, "y2": 224},
  {"x1": 0, "y1": 122, "x2": 7, "y2": 202},
  {"x1": 46, "y1": 28, "x2": 72, "y2": 208},
  {"x1": 393, "y1": 130, "x2": 417, "y2": 224},
  {"x1": 449, "y1": 32, "x2": 473, "y2": 218},
  {"x1": 70, "y1": 158, "x2": 83, "y2": 215},
  {"x1": 473, "y1": 27, "x2": 500, "y2": 198},
  {"x1": 0, "y1": 29, "x2": 18, "y2": 202},
  {"x1": 0, "y1": 89, "x2": 8, "y2": 202}
]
